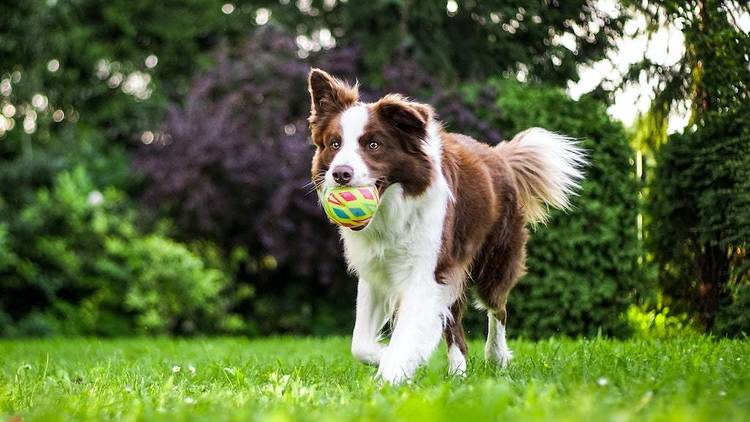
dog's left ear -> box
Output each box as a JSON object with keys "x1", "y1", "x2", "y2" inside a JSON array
[
  {"x1": 374, "y1": 95, "x2": 433, "y2": 144},
  {"x1": 308, "y1": 68, "x2": 358, "y2": 126}
]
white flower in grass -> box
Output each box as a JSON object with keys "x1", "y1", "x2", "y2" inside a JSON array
[
  {"x1": 172, "y1": 365, "x2": 181, "y2": 373},
  {"x1": 597, "y1": 377, "x2": 609, "y2": 386},
  {"x1": 188, "y1": 365, "x2": 196, "y2": 375},
  {"x1": 184, "y1": 397, "x2": 196, "y2": 405}
]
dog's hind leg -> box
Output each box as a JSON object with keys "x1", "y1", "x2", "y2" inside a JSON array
[
  {"x1": 473, "y1": 216, "x2": 527, "y2": 368},
  {"x1": 485, "y1": 306, "x2": 513, "y2": 367},
  {"x1": 443, "y1": 300, "x2": 468, "y2": 376}
]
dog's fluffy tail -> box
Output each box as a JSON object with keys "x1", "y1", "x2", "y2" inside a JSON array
[{"x1": 495, "y1": 127, "x2": 587, "y2": 224}]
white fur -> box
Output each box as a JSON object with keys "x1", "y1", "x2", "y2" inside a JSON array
[
  {"x1": 342, "y1": 117, "x2": 456, "y2": 384},
  {"x1": 351, "y1": 279, "x2": 387, "y2": 365},
  {"x1": 515, "y1": 128, "x2": 586, "y2": 207},
  {"x1": 484, "y1": 313, "x2": 513, "y2": 368},
  {"x1": 499, "y1": 127, "x2": 587, "y2": 223},
  {"x1": 448, "y1": 344, "x2": 467, "y2": 376},
  {"x1": 325, "y1": 104, "x2": 372, "y2": 188}
]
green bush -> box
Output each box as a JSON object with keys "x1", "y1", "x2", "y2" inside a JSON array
[
  {"x1": 462, "y1": 79, "x2": 642, "y2": 338},
  {"x1": 714, "y1": 283, "x2": 750, "y2": 337},
  {"x1": 0, "y1": 167, "x2": 235, "y2": 336},
  {"x1": 103, "y1": 235, "x2": 228, "y2": 333},
  {"x1": 625, "y1": 295, "x2": 693, "y2": 338},
  {"x1": 0, "y1": 223, "x2": 15, "y2": 272},
  {"x1": 650, "y1": 105, "x2": 750, "y2": 332}
]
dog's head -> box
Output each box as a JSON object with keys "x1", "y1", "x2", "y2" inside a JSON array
[{"x1": 307, "y1": 68, "x2": 435, "y2": 196}]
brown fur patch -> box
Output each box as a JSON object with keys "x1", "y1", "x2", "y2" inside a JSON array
[
  {"x1": 434, "y1": 133, "x2": 529, "y2": 357},
  {"x1": 363, "y1": 97, "x2": 434, "y2": 195},
  {"x1": 307, "y1": 69, "x2": 358, "y2": 186},
  {"x1": 308, "y1": 68, "x2": 358, "y2": 132},
  {"x1": 310, "y1": 115, "x2": 344, "y2": 187},
  {"x1": 443, "y1": 300, "x2": 468, "y2": 355}
]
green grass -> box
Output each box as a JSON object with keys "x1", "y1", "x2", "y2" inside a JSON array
[{"x1": 1, "y1": 336, "x2": 748, "y2": 421}]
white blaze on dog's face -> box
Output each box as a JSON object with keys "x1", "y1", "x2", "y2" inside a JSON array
[
  {"x1": 326, "y1": 104, "x2": 372, "y2": 188},
  {"x1": 307, "y1": 68, "x2": 436, "y2": 196}
]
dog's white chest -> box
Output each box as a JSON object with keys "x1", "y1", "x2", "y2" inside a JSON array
[{"x1": 340, "y1": 183, "x2": 449, "y2": 295}]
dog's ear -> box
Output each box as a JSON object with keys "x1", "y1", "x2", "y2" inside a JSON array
[
  {"x1": 374, "y1": 95, "x2": 433, "y2": 148},
  {"x1": 308, "y1": 68, "x2": 358, "y2": 125}
]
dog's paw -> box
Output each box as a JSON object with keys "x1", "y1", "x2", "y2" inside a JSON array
[
  {"x1": 485, "y1": 346, "x2": 513, "y2": 369},
  {"x1": 376, "y1": 350, "x2": 415, "y2": 385},
  {"x1": 351, "y1": 343, "x2": 384, "y2": 366},
  {"x1": 376, "y1": 365, "x2": 408, "y2": 385},
  {"x1": 447, "y1": 345, "x2": 467, "y2": 377},
  {"x1": 495, "y1": 348, "x2": 514, "y2": 368}
]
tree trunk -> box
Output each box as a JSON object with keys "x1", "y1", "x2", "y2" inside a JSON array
[{"x1": 696, "y1": 243, "x2": 729, "y2": 330}]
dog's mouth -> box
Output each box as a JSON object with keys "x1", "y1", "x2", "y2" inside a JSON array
[{"x1": 374, "y1": 178, "x2": 387, "y2": 196}]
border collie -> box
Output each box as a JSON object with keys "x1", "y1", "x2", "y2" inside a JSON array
[{"x1": 307, "y1": 69, "x2": 586, "y2": 383}]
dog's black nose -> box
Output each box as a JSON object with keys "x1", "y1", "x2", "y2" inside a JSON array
[{"x1": 332, "y1": 165, "x2": 354, "y2": 185}]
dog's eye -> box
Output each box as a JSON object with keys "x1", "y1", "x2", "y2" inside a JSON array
[
  {"x1": 368, "y1": 141, "x2": 380, "y2": 150},
  {"x1": 330, "y1": 139, "x2": 341, "y2": 150}
]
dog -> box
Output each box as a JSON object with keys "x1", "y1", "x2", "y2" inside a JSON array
[{"x1": 307, "y1": 68, "x2": 586, "y2": 383}]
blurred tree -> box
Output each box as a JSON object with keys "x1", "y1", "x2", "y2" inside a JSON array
[
  {"x1": 0, "y1": 0, "x2": 271, "y2": 211},
  {"x1": 625, "y1": 0, "x2": 750, "y2": 152},
  {"x1": 256, "y1": 0, "x2": 628, "y2": 85},
  {"x1": 628, "y1": 0, "x2": 750, "y2": 330},
  {"x1": 0, "y1": 0, "x2": 248, "y2": 127},
  {"x1": 650, "y1": 105, "x2": 750, "y2": 331},
  {"x1": 0, "y1": 0, "x2": 253, "y2": 336}
]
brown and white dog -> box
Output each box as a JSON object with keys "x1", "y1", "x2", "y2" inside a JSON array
[{"x1": 307, "y1": 69, "x2": 586, "y2": 383}]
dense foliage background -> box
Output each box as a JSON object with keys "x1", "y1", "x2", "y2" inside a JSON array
[
  {"x1": 633, "y1": 0, "x2": 750, "y2": 335},
  {"x1": 1, "y1": 0, "x2": 747, "y2": 337}
]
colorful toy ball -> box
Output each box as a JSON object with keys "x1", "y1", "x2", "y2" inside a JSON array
[{"x1": 318, "y1": 186, "x2": 380, "y2": 230}]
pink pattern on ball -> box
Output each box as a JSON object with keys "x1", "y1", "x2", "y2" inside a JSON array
[{"x1": 340, "y1": 191, "x2": 356, "y2": 201}]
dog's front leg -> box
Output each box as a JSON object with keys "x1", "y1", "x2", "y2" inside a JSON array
[
  {"x1": 377, "y1": 280, "x2": 447, "y2": 384},
  {"x1": 351, "y1": 279, "x2": 387, "y2": 366}
]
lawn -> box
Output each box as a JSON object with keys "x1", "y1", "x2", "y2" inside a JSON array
[{"x1": 1, "y1": 336, "x2": 748, "y2": 421}]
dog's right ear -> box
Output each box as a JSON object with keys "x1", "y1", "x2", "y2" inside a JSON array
[{"x1": 308, "y1": 69, "x2": 358, "y2": 126}]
